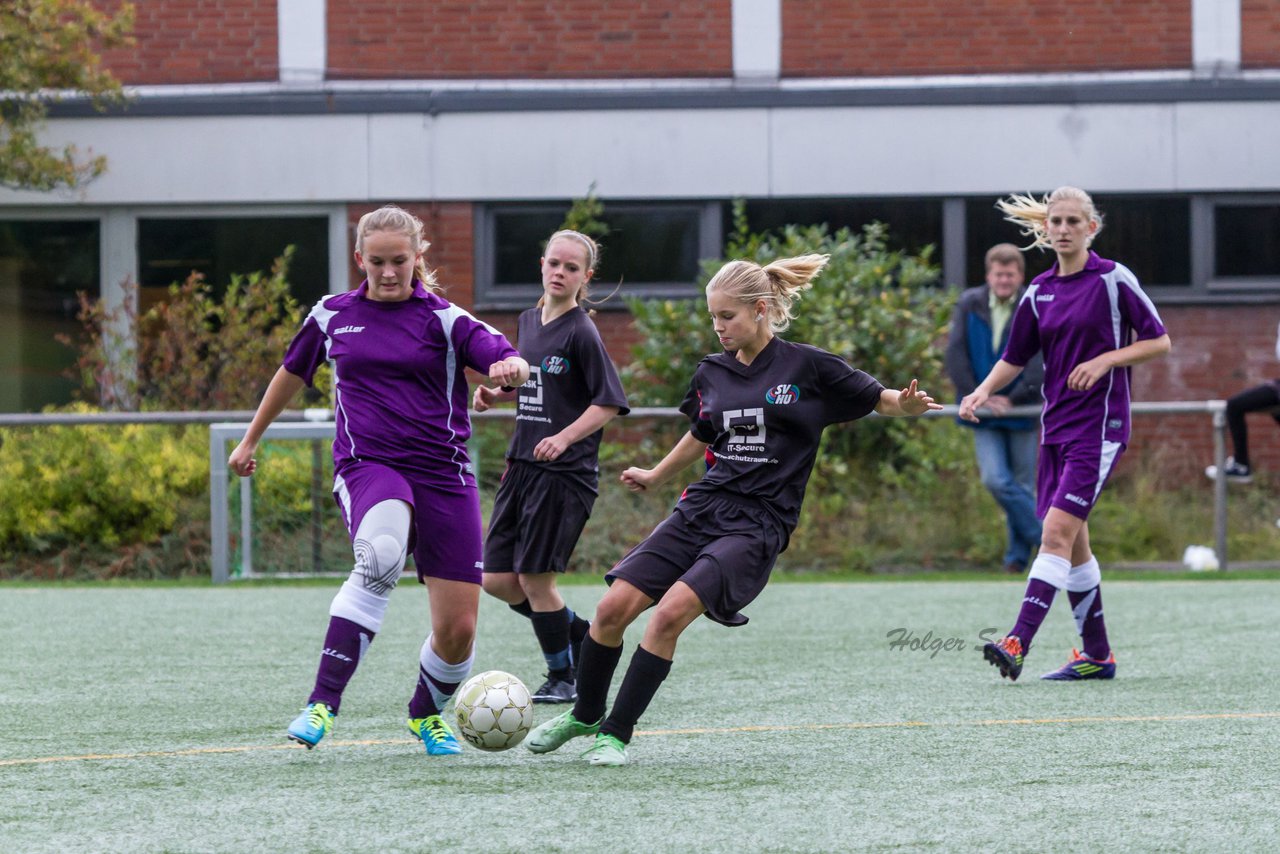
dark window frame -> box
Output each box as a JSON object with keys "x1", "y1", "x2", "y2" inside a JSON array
[
  {"x1": 1203, "y1": 194, "x2": 1280, "y2": 294},
  {"x1": 473, "y1": 201, "x2": 723, "y2": 311}
]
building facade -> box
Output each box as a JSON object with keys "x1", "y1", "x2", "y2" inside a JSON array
[{"x1": 2, "y1": 0, "x2": 1279, "y2": 471}]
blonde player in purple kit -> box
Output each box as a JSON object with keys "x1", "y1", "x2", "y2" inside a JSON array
[
  {"x1": 228, "y1": 205, "x2": 529, "y2": 754},
  {"x1": 524, "y1": 253, "x2": 942, "y2": 766},
  {"x1": 474, "y1": 230, "x2": 629, "y2": 705},
  {"x1": 960, "y1": 187, "x2": 1171, "y2": 682}
]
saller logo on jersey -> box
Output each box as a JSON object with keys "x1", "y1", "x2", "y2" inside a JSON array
[
  {"x1": 333, "y1": 325, "x2": 365, "y2": 335},
  {"x1": 765, "y1": 383, "x2": 800, "y2": 405},
  {"x1": 541, "y1": 355, "x2": 570, "y2": 375}
]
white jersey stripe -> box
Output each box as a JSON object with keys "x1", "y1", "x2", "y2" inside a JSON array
[
  {"x1": 1094, "y1": 440, "x2": 1123, "y2": 503},
  {"x1": 433, "y1": 307, "x2": 468, "y2": 486}
]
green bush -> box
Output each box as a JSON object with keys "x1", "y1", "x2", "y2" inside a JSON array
[
  {"x1": 0, "y1": 407, "x2": 206, "y2": 557},
  {"x1": 63, "y1": 248, "x2": 331, "y2": 410}
]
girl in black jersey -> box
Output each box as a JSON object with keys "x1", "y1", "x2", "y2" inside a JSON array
[
  {"x1": 525, "y1": 253, "x2": 941, "y2": 766},
  {"x1": 474, "y1": 230, "x2": 629, "y2": 704}
]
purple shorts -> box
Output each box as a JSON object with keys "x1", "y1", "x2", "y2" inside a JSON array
[
  {"x1": 1036, "y1": 440, "x2": 1125, "y2": 521},
  {"x1": 333, "y1": 460, "x2": 483, "y2": 584}
]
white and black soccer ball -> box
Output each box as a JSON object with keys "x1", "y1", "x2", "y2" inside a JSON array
[{"x1": 454, "y1": 670, "x2": 534, "y2": 751}]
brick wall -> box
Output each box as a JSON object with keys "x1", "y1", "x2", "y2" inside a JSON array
[
  {"x1": 99, "y1": 0, "x2": 278, "y2": 84},
  {"x1": 326, "y1": 1, "x2": 732, "y2": 79},
  {"x1": 782, "y1": 0, "x2": 1192, "y2": 77},
  {"x1": 1242, "y1": 1, "x2": 1280, "y2": 68},
  {"x1": 1136, "y1": 303, "x2": 1280, "y2": 478}
]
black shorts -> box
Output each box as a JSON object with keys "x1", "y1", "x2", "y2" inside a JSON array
[
  {"x1": 483, "y1": 461, "x2": 595, "y2": 574},
  {"x1": 606, "y1": 492, "x2": 785, "y2": 627}
]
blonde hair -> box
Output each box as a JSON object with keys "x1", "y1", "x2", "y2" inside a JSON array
[
  {"x1": 996, "y1": 186, "x2": 1104, "y2": 251},
  {"x1": 539, "y1": 229, "x2": 600, "y2": 309},
  {"x1": 705, "y1": 254, "x2": 830, "y2": 332},
  {"x1": 355, "y1": 204, "x2": 438, "y2": 289}
]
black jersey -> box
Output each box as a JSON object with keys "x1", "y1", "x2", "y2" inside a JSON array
[
  {"x1": 509, "y1": 306, "x2": 630, "y2": 492},
  {"x1": 678, "y1": 337, "x2": 884, "y2": 539}
]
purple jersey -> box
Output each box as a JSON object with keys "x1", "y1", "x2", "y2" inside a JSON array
[
  {"x1": 282, "y1": 281, "x2": 518, "y2": 488},
  {"x1": 1003, "y1": 252, "x2": 1166, "y2": 446},
  {"x1": 508, "y1": 306, "x2": 630, "y2": 492},
  {"x1": 679, "y1": 338, "x2": 885, "y2": 540}
]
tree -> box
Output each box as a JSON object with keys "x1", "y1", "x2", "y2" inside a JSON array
[{"x1": 0, "y1": 0, "x2": 134, "y2": 191}]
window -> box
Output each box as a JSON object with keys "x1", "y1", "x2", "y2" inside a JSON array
[
  {"x1": 744, "y1": 197, "x2": 943, "y2": 261},
  {"x1": 0, "y1": 220, "x2": 100, "y2": 412},
  {"x1": 1213, "y1": 201, "x2": 1280, "y2": 284},
  {"x1": 137, "y1": 217, "x2": 330, "y2": 313},
  {"x1": 475, "y1": 202, "x2": 721, "y2": 310},
  {"x1": 964, "y1": 195, "x2": 1191, "y2": 288}
]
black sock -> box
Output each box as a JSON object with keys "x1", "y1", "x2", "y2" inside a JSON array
[
  {"x1": 569, "y1": 611, "x2": 590, "y2": 644},
  {"x1": 572, "y1": 634, "x2": 623, "y2": 724},
  {"x1": 508, "y1": 599, "x2": 534, "y2": 619},
  {"x1": 531, "y1": 607, "x2": 573, "y2": 677},
  {"x1": 600, "y1": 646, "x2": 672, "y2": 745}
]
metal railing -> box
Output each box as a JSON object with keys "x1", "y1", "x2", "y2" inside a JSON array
[
  {"x1": 0, "y1": 401, "x2": 1236, "y2": 580},
  {"x1": 205, "y1": 400, "x2": 1233, "y2": 582}
]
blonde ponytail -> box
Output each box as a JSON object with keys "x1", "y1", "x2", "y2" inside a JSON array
[
  {"x1": 706, "y1": 253, "x2": 830, "y2": 332},
  {"x1": 997, "y1": 186, "x2": 1104, "y2": 251}
]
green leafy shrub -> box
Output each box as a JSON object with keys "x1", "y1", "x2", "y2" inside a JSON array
[
  {"x1": 0, "y1": 406, "x2": 206, "y2": 558},
  {"x1": 63, "y1": 248, "x2": 330, "y2": 410}
]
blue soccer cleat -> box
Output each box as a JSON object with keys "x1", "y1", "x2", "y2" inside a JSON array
[
  {"x1": 982, "y1": 635, "x2": 1024, "y2": 681},
  {"x1": 408, "y1": 714, "x2": 463, "y2": 755},
  {"x1": 1040, "y1": 648, "x2": 1116, "y2": 681},
  {"x1": 287, "y1": 702, "x2": 334, "y2": 748}
]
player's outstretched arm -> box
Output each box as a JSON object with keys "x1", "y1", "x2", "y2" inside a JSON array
[
  {"x1": 473, "y1": 384, "x2": 518, "y2": 412},
  {"x1": 228, "y1": 367, "x2": 306, "y2": 477},
  {"x1": 488, "y1": 356, "x2": 530, "y2": 391},
  {"x1": 958, "y1": 360, "x2": 1024, "y2": 422},
  {"x1": 875, "y1": 379, "x2": 944, "y2": 417},
  {"x1": 621, "y1": 430, "x2": 710, "y2": 492}
]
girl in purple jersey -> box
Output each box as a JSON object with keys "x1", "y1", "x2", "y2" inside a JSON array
[
  {"x1": 229, "y1": 205, "x2": 529, "y2": 754},
  {"x1": 474, "y1": 230, "x2": 629, "y2": 705},
  {"x1": 524, "y1": 253, "x2": 941, "y2": 767},
  {"x1": 960, "y1": 187, "x2": 1171, "y2": 682}
]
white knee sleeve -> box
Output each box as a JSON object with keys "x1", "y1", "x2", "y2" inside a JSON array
[
  {"x1": 1065, "y1": 556, "x2": 1102, "y2": 593},
  {"x1": 352, "y1": 499, "x2": 411, "y2": 595},
  {"x1": 1027, "y1": 552, "x2": 1071, "y2": 589},
  {"x1": 330, "y1": 579, "x2": 391, "y2": 633}
]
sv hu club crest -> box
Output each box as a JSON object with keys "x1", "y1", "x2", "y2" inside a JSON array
[
  {"x1": 765, "y1": 383, "x2": 800, "y2": 405},
  {"x1": 541, "y1": 355, "x2": 570, "y2": 375}
]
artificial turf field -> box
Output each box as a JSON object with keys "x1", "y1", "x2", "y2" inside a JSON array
[{"x1": 3, "y1": 579, "x2": 1278, "y2": 852}]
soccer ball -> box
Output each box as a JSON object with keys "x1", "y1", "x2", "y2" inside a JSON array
[{"x1": 454, "y1": 670, "x2": 534, "y2": 751}]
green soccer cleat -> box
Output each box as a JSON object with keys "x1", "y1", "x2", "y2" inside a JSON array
[
  {"x1": 526, "y1": 709, "x2": 600, "y2": 754},
  {"x1": 582, "y1": 733, "x2": 628, "y2": 767},
  {"x1": 408, "y1": 714, "x2": 463, "y2": 755},
  {"x1": 287, "y1": 702, "x2": 334, "y2": 749}
]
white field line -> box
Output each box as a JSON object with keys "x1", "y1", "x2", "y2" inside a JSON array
[{"x1": 3, "y1": 711, "x2": 1278, "y2": 767}]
